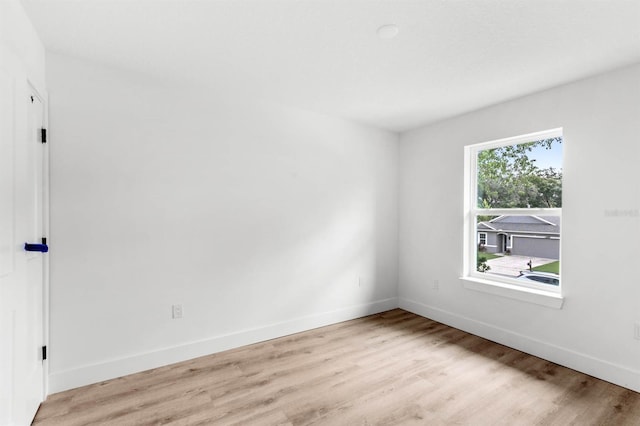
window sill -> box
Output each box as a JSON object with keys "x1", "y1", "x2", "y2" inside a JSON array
[{"x1": 460, "y1": 276, "x2": 564, "y2": 309}]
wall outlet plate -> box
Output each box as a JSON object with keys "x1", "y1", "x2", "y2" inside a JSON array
[{"x1": 172, "y1": 304, "x2": 183, "y2": 319}]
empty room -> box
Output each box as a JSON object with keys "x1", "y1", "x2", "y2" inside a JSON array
[{"x1": 1, "y1": 0, "x2": 640, "y2": 424}]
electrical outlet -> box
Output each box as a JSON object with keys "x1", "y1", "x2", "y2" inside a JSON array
[
  {"x1": 432, "y1": 280, "x2": 440, "y2": 290},
  {"x1": 172, "y1": 304, "x2": 183, "y2": 319},
  {"x1": 634, "y1": 323, "x2": 640, "y2": 340}
]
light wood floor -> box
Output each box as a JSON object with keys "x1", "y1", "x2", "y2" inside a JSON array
[{"x1": 34, "y1": 309, "x2": 640, "y2": 425}]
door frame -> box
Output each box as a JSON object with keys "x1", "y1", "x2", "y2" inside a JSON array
[
  {"x1": 497, "y1": 233, "x2": 507, "y2": 253},
  {"x1": 28, "y1": 80, "x2": 50, "y2": 401}
]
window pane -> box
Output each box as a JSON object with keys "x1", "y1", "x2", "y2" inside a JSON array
[
  {"x1": 476, "y1": 214, "x2": 560, "y2": 286},
  {"x1": 477, "y1": 137, "x2": 562, "y2": 209}
]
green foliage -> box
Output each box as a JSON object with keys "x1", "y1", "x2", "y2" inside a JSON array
[
  {"x1": 532, "y1": 261, "x2": 560, "y2": 274},
  {"x1": 477, "y1": 138, "x2": 562, "y2": 209},
  {"x1": 477, "y1": 255, "x2": 491, "y2": 272},
  {"x1": 477, "y1": 251, "x2": 501, "y2": 261}
]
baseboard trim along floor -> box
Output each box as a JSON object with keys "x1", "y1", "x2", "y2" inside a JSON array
[{"x1": 48, "y1": 297, "x2": 399, "y2": 394}]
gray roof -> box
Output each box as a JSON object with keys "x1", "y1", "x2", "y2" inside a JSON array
[{"x1": 478, "y1": 215, "x2": 560, "y2": 234}]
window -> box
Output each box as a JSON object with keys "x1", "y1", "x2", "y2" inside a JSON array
[{"x1": 463, "y1": 129, "x2": 563, "y2": 307}]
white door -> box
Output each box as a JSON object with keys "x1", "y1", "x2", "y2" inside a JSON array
[{"x1": 0, "y1": 61, "x2": 47, "y2": 425}]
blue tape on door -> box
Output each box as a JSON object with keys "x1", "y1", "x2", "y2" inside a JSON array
[{"x1": 24, "y1": 243, "x2": 49, "y2": 253}]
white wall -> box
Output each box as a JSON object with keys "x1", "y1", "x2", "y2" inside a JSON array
[
  {"x1": 0, "y1": 0, "x2": 46, "y2": 92},
  {"x1": 47, "y1": 53, "x2": 399, "y2": 392},
  {"x1": 399, "y1": 64, "x2": 640, "y2": 392}
]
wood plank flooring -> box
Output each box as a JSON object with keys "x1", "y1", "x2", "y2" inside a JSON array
[{"x1": 33, "y1": 309, "x2": 640, "y2": 425}]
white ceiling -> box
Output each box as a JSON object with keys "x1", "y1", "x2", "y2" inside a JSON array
[{"x1": 21, "y1": 0, "x2": 640, "y2": 133}]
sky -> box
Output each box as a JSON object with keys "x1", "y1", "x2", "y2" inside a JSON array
[{"x1": 528, "y1": 140, "x2": 563, "y2": 170}]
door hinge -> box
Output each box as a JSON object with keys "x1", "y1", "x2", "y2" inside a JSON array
[
  {"x1": 41, "y1": 128, "x2": 47, "y2": 144},
  {"x1": 42, "y1": 346, "x2": 47, "y2": 361}
]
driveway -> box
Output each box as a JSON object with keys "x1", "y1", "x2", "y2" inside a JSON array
[{"x1": 485, "y1": 255, "x2": 555, "y2": 278}]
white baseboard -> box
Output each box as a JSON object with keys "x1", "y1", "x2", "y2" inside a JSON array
[
  {"x1": 48, "y1": 297, "x2": 398, "y2": 394},
  {"x1": 399, "y1": 297, "x2": 640, "y2": 393},
  {"x1": 50, "y1": 296, "x2": 640, "y2": 396}
]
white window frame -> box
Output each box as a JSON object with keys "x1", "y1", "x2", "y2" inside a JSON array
[
  {"x1": 478, "y1": 232, "x2": 487, "y2": 246},
  {"x1": 461, "y1": 128, "x2": 564, "y2": 309}
]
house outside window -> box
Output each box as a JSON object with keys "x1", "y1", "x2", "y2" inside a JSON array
[{"x1": 464, "y1": 128, "x2": 563, "y2": 302}]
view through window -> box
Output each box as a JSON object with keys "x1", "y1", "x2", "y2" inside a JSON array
[{"x1": 469, "y1": 129, "x2": 562, "y2": 290}]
